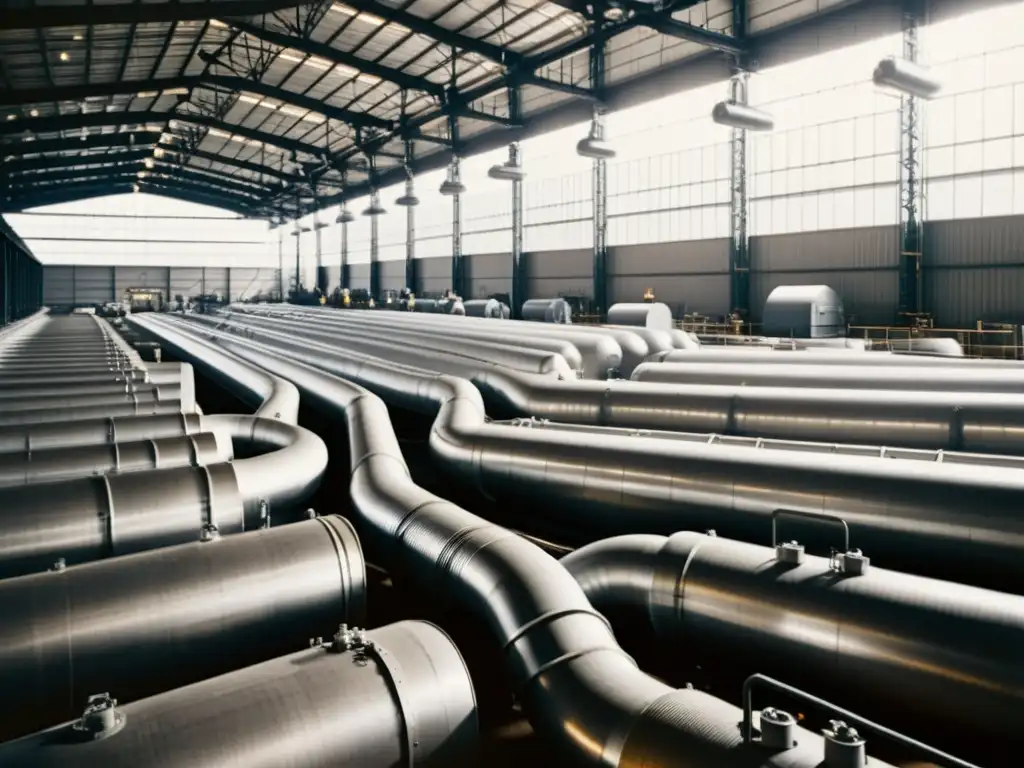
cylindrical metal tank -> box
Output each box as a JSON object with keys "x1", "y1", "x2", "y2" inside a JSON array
[
  {"x1": 0, "y1": 620, "x2": 476, "y2": 768},
  {"x1": 562, "y1": 531, "x2": 1024, "y2": 742},
  {"x1": 0, "y1": 515, "x2": 366, "y2": 742},
  {"x1": 607, "y1": 302, "x2": 674, "y2": 332},
  {"x1": 0, "y1": 431, "x2": 233, "y2": 487},
  {"x1": 761, "y1": 284, "x2": 845, "y2": 338},
  {"x1": 521, "y1": 297, "x2": 572, "y2": 324},
  {"x1": 0, "y1": 462, "x2": 245, "y2": 579},
  {"x1": 464, "y1": 298, "x2": 503, "y2": 318},
  {"x1": 630, "y1": 361, "x2": 1024, "y2": 393}
]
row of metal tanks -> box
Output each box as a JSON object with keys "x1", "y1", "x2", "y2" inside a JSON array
[{"x1": 0, "y1": 309, "x2": 1018, "y2": 767}]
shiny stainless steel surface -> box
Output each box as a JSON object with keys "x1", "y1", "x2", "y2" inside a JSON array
[
  {"x1": 170, "y1": 327, "x2": 898, "y2": 768},
  {"x1": 698, "y1": 334, "x2": 869, "y2": 350},
  {"x1": 606, "y1": 302, "x2": 674, "y2": 332},
  {"x1": 0, "y1": 515, "x2": 366, "y2": 742},
  {"x1": 0, "y1": 386, "x2": 184, "y2": 413},
  {"x1": 632, "y1": 361, "x2": 1024, "y2": 392},
  {"x1": 522, "y1": 297, "x2": 572, "y2": 323},
  {"x1": 603, "y1": 324, "x2": 675, "y2": 356},
  {"x1": 0, "y1": 461, "x2": 245, "y2": 578},
  {"x1": 562, "y1": 532, "x2": 1024, "y2": 740},
  {"x1": 0, "y1": 413, "x2": 206, "y2": 454},
  {"x1": 0, "y1": 431, "x2": 232, "y2": 487},
  {"x1": 0, "y1": 399, "x2": 183, "y2": 427},
  {"x1": 210, "y1": 310, "x2": 577, "y2": 379},
  {"x1": 650, "y1": 348, "x2": 1024, "y2": 367},
  {"x1": 0, "y1": 362, "x2": 189, "y2": 388},
  {"x1": 174, "y1": 317, "x2": 1024, "y2": 592},
  {"x1": 0, "y1": 620, "x2": 476, "y2": 768}
]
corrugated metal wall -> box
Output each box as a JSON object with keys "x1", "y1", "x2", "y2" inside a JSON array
[
  {"x1": 466, "y1": 253, "x2": 511, "y2": 298},
  {"x1": 231, "y1": 268, "x2": 280, "y2": 300},
  {"x1": 42, "y1": 266, "x2": 75, "y2": 305},
  {"x1": 75, "y1": 266, "x2": 115, "y2": 304},
  {"x1": 525, "y1": 249, "x2": 592, "y2": 299},
  {"x1": 418, "y1": 255, "x2": 450, "y2": 295},
  {"x1": 750, "y1": 226, "x2": 899, "y2": 325},
  {"x1": 44, "y1": 265, "x2": 281, "y2": 304},
  {"x1": 924, "y1": 216, "x2": 1024, "y2": 327},
  {"x1": 115, "y1": 267, "x2": 169, "y2": 299},
  {"x1": 379, "y1": 260, "x2": 406, "y2": 292},
  {"x1": 348, "y1": 263, "x2": 370, "y2": 290},
  {"x1": 608, "y1": 240, "x2": 730, "y2": 316}
]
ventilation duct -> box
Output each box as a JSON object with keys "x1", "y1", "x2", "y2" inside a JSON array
[
  {"x1": 873, "y1": 56, "x2": 941, "y2": 99},
  {"x1": 712, "y1": 101, "x2": 775, "y2": 131}
]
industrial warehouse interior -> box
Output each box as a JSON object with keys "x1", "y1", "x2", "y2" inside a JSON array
[{"x1": 0, "y1": 0, "x2": 1022, "y2": 766}]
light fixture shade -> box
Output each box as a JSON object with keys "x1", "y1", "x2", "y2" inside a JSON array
[
  {"x1": 576, "y1": 136, "x2": 616, "y2": 159},
  {"x1": 873, "y1": 56, "x2": 941, "y2": 99},
  {"x1": 487, "y1": 163, "x2": 526, "y2": 181},
  {"x1": 336, "y1": 208, "x2": 355, "y2": 224},
  {"x1": 439, "y1": 179, "x2": 466, "y2": 195},
  {"x1": 362, "y1": 201, "x2": 387, "y2": 216},
  {"x1": 313, "y1": 221, "x2": 329, "y2": 230},
  {"x1": 395, "y1": 194, "x2": 420, "y2": 206},
  {"x1": 712, "y1": 101, "x2": 775, "y2": 131}
]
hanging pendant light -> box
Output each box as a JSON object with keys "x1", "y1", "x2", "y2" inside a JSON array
[
  {"x1": 362, "y1": 191, "x2": 386, "y2": 216},
  {"x1": 336, "y1": 207, "x2": 355, "y2": 224},
  {"x1": 439, "y1": 157, "x2": 466, "y2": 195},
  {"x1": 577, "y1": 112, "x2": 616, "y2": 159},
  {"x1": 488, "y1": 142, "x2": 525, "y2": 181},
  {"x1": 711, "y1": 101, "x2": 775, "y2": 131},
  {"x1": 873, "y1": 56, "x2": 941, "y2": 99}
]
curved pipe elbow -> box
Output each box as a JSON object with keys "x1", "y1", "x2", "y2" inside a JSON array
[
  {"x1": 560, "y1": 534, "x2": 670, "y2": 614},
  {"x1": 202, "y1": 414, "x2": 328, "y2": 523}
]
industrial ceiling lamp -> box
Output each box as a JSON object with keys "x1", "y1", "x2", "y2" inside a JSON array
[
  {"x1": 711, "y1": 100, "x2": 775, "y2": 131},
  {"x1": 439, "y1": 157, "x2": 466, "y2": 195},
  {"x1": 336, "y1": 206, "x2": 355, "y2": 224},
  {"x1": 873, "y1": 56, "x2": 941, "y2": 99},
  {"x1": 395, "y1": 166, "x2": 419, "y2": 206},
  {"x1": 362, "y1": 190, "x2": 386, "y2": 217},
  {"x1": 576, "y1": 109, "x2": 616, "y2": 159},
  {"x1": 488, "y1": 142, "x2": 525, "y2": 181}
]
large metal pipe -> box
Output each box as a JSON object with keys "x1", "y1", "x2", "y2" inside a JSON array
[
  {"x1": 0, "y1": 430, "x2": 233, "y2": 488},
  {"x1": 180, "y1": 319, "x2": 1024, "y2": 592},
  {"x1": 0, "y1": 386, "x2": 189, "y2": 414},
  {"x1": 210, "y1": 310, "x2": 577, "y2": 379},
  {"x1": 521, "y1": 297, "x2": 572, "y2": 323},
  {"x1": 631, "y1": 361, "x2": 1024, "y2": 392},
  {"x1": 213, "y1": 309, "x2": 1024, "y2": 455},
  {"x1": 224, "y1": 307, "x2": 593, "y2": 378},
  {"x1": 562, "y1": 531, "x2": 1024, "y2": 743},
  {"x1": 649, "y1": 348, "x2": 1024, "y2": 367},
  {"x1": 179, "y1": 330, "x2": 908, "y2": 768},
  {"x1": 0, "y1": 515, "x2": 366, "y2": 742},
  {"x1": 230, "y1": 304, "x2": 625, "y2": 378},
  {"x1": 0, "y1": 412, "x2": 209, "y2": 454},
  {"x1": 698, "y1": 333, "x2": 868, "y2": 350},
  {"x1": 0, "y1": 362, "x2": 190, "y2": 387},
  {"x1": 606, "y1": 302, "x2": 675, "y2": 332},
  {"x1": 0, "y1": 399, "x2": 184, "y2": 427},
  {"x1": 0, "y1": 620, "x2": 477, "y2": 768}
]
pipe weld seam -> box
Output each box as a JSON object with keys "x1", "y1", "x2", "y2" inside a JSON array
[
  {"x1": 514, "y1": 643, "x2": 640, "y2": 689},
  {"x1": 350, "y1": 450, "x2": 412, "y2": 480},
  {"x1": 314, "y1": 516, "x2": 365, "y2": 624},
  {"x1": 503, "y1": 606, "x2": 618, "y2": 651}
]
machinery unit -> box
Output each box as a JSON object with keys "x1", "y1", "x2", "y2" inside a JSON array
[{"x1": 762, "y1": 284, "x2": 845, "y2": 338}]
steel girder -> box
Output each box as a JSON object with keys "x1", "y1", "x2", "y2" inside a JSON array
[
  {"x1": 3, "y1": 148, "x2": 154, "y2": 175},
  {"x1": 0, "y1": 131, "x2": 162, "y2": 158},
  {"x1": 0, "y1": 1, "x2": 316, "y2": 30},
  {"x1": 0, "y1": 75, "x2": 393, "y2": 130}
]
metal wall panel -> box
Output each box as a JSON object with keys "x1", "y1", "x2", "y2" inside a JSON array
[
  {"x1": 751, "y1": 226, "x2": 898, "y2": 271},
  {"x1": 115, "y1": 267, "x2": 169, "y2": 299},
  {"x1": 169, "y1": 268, "x2": 205, "y2": 299},
  {"x1": 43, "y1": 266, "x2": 75, "y2": 305},
  {"x1": 348, "y1": 264, "x2": 370, "y2": 290},
  {"x1": 924, "y1": 216, "x2": 1024, "y2": 326},
  {"x1": 231, "y1": 268, "x2": 280, "y2": 300},
  {"x1": 75, "y1": 266, "x2": 115, "y2": 305},
  {"x1": 417, "y1": 255, "x2": 451, "y2": 295},
  {"x1": 608, "y1": 239, "x2": 730, "y2": 317},
  {"x1": 379, "y1": 260, "x2": 406, "y2": 292},
  {"x1": 466, "y1": 252, "x2": 511, "y2": 299},
  {"x1": 525, "y1": 249, "x2": 592, "y2": 299}
]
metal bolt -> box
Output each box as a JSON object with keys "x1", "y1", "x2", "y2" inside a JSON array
[{"x1": 829, "y1": 721, "x2": 860, "y2": 742}]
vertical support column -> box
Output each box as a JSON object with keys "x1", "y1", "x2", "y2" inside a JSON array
[
  {"x1": 510, "y1": 142, "x2": 524, "y2": 318},
  {"x1": 589, "y1": 30, "x2": 610, "y2": 318},
  {"x1": 340, "y1": 218, "x2": 349, "y2": 290},
  {"x1": 111, "y1": 265, "x2": 117, "y2": 305},
  {"x1": 293, "y1": 223, "x2": 301, "y2": 297},
  {"x1": 1, "y1": 242, "x2": 7, "y2": 326},
  {"x1": 201, "y1": 266, "x2": 207, "y2": 301},
  {"x1": 164, "y1": 265, "x2": 170, "y2": 309},
  {"x1": 404, "y1": 143, "x2": 417, "y2": 293},
  {"x1": 898, "y1": 4, "x2": 924, "y2": 318},
  {"x1": 277, "y1": 227, "x2": 284, "y2": 301},
  {"x1": 315, "y1": 219, "x2": 328, "y2": 296},
  {"x1": 451, "y1": 157, "x2": 464, "y2": 297},
  {"x1": 728, "y1": 71, "x2": 751, "y2": 319},
  {"x1": 369, "y1": 189, "x2": 381, "y2": 299},
  {"x1": 226, "y1": 267, "x2": 231, "y2": 304}
]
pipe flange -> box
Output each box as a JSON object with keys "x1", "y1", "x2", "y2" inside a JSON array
[
  {"x1": 71, "y1": 693, "x2": 127, "y2": 742},
  {"x1": 759, "y1": 707, "x2": 797, "y2": 749}
]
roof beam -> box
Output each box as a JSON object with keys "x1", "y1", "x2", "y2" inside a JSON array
[
  {"x1": 336, "y1": 1, "x2": 514, "y2": 65},
  {"x1": 515, "y1": 74, "x2": 597, "y2": 101},
  {"x1": 224, "y1": 17, "x2": 445, "y2": 96},
  {"x1": 0, "y1": 111, "x2": 327, "y2": 159},
  {"x1": 4, "y1": 148, "x2": 153, "y2": 174},
  {"x1": 0, "y1": 1, "x2": 316, "y2": 30},
  {"x1": 637, "y1": 13, "x2": 746, "y2": 55},
  {"x1": 0, "y1": 130, "x2": 162, "y2": 158},
  {"x1": 3, "y1": 183, "x2": 136, "y2": 212},
  {"x1": 0, "y1": 74, "x2": 393, "y2": 130}
]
